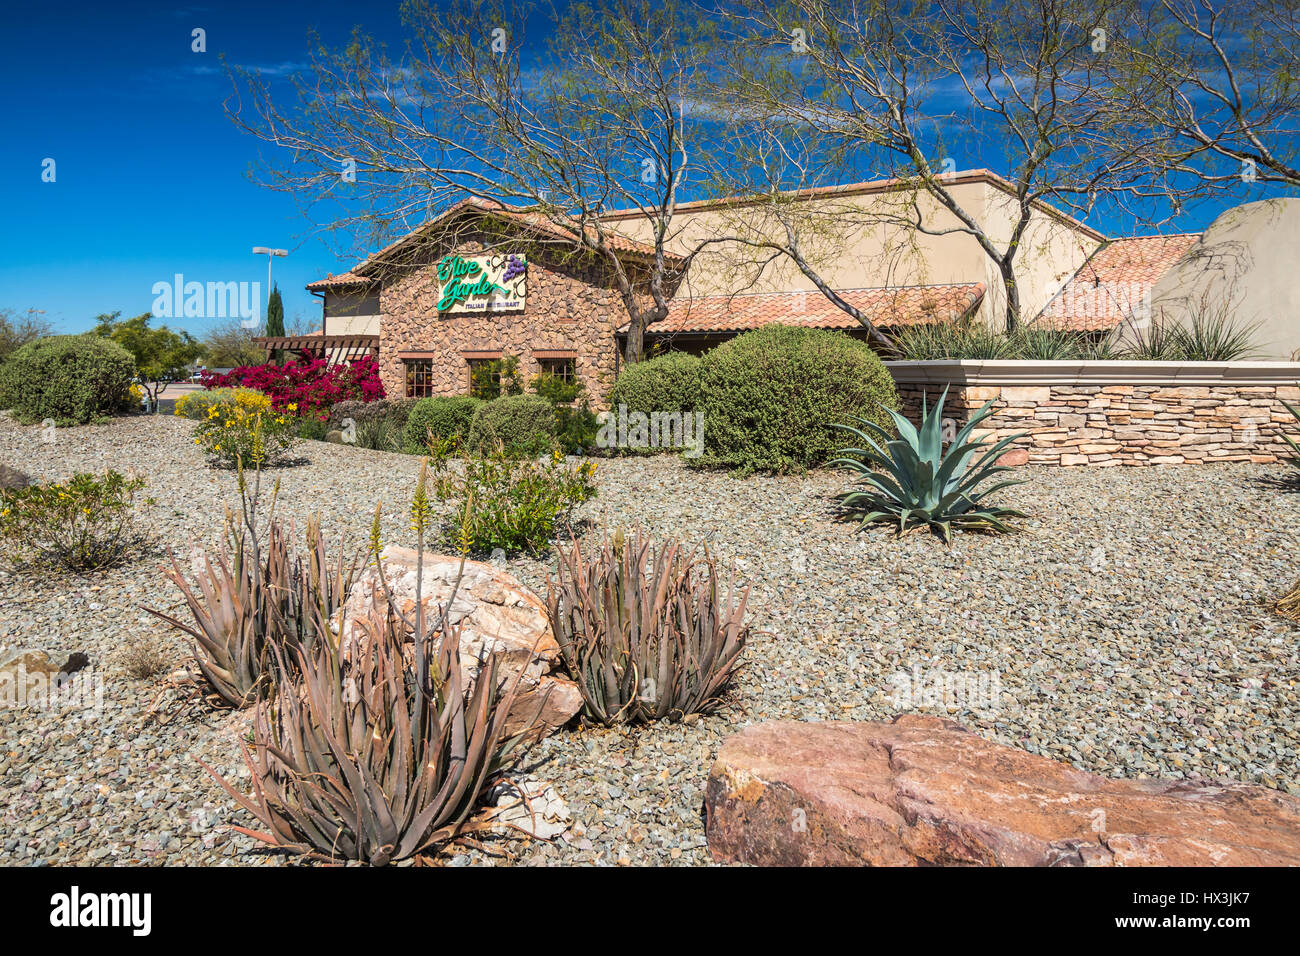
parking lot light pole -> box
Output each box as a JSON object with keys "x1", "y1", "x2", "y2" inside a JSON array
[{"x1": 251, "y1": 246, "x2": 288, "y2": 325}]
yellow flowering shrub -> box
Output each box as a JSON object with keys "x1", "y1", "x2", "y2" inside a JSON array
[
  {"x1": 175, "y1": 387, "x2": 270, "y2": 421},
  {"x1": 191, "y1": 392, "x2": 299, "y2": 468},
  {"x1": 0, "y1": 470, "x2": 147, "y2": 571}
]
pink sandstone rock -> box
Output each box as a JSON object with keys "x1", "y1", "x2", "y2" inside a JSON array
[
  {"x1": 341, "y1": 547, "x2": 583, "y2": 739},
  {"x1": 705, "y1": 716, "x2": 1300, "y2": 866}
]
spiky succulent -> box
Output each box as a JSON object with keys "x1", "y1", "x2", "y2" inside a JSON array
[
  {"x1": 1281, "y1": 394, "x2": 1300, "y2": 470},
  {"x1": 547, "y1": 530, "x2": 750, "y2": 725},
  {"x1": 831, "y1": 386, "x2": 1027, "y2": 542},
  {"x1": 204, "y1": 592, "x2": 528, "y2": 865}
]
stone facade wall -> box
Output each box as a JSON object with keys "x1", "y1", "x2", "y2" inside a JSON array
[
  {"x1": 894, "y1": 380, "x2": 1298, "y2": 466},
  {"x1": 378, "y1": 233, "x2": 639, "y2": 407}
]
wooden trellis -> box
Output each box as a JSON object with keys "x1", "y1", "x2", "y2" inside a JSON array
[{"x1": 252, "y1": 335, "x2": 379, "y2": 364}]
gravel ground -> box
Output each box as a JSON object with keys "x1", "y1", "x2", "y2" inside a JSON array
[{"x1": 1, "y1": 412, "x2": 1297, "y2": 866}]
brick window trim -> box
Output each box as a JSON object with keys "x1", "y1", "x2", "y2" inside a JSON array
[
  {"x1": 533, "y1": 349, "x2": 578, "y2": 360},
  {"x1": 398, "y1": 351, "x2": 437, "y2": 359},
  {"x1": 462, "y1": 350, "x2": 503, "y2": 359}
]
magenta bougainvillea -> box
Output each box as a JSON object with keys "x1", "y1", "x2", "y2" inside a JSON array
[{"x1": 201, "y1": 354, "x2": 384, "y2": 420}]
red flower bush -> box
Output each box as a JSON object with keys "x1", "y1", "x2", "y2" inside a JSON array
[{"x1": 202, "y1": 354, "x2": 384, "y2": 420}]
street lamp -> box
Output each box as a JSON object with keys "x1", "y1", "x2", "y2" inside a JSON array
[{"x1": 251, "y1": 246, "x2": 289, "y2": 326}]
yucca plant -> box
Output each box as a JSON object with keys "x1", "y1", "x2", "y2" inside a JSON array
[
  {"x1": 202, "y1": 463, "x2": 531, "y2": 864},
  {"x1": 148, "y1": 457, "x2": 361, "y2": 706},
  {"x1": 547, "y1": 530, "x2": 750, "y2": 725},
  {"x1": 831, "y1": 387, "x2": 1027, "y2": 542},
  {"x1": 1280, "y1": 389, "x2": 1300, "y2": 471}
]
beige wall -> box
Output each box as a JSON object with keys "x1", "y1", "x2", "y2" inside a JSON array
[{"x1": 603, "y1": 174, "x2": 1102, "y2": 329}]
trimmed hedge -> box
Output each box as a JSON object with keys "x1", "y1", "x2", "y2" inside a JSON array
[
  {"x1": 0, "y1": 335, "x2": 136, "y2": 425},
  {"x1": 695, "y1": 324, "x2": 898, "y2": 474},
  {"x1": 467, "y1": 394, "x2": 557, "y2": 457},
  {"x1": 608, "y1": 351, "x2": 701, "y2": 415},
  {"x1": 403, "y1": 396, "x2": 483, "y2": 452}
]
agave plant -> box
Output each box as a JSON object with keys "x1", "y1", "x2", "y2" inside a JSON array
[
  {"x1": 547, "y1": 530, "x2": 750, "y2": 725},
  {"x1": 148, "y1": 460, "x2": 361, "y2": 706},
  {"x1": 831, "y1": 386, "x2": 1027, "y2": 542}
]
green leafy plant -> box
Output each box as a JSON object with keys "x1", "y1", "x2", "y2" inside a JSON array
[
  {"x1": 147, "y1": 460, "x2": 361, "y2": 706},
  {"x1": 546, "y1": 529, "x2": 751, "y2": 725},
  {"x1": 92, "y1": 311, "x2": 202, "y2": 413},
  {"x1": 431, "y1": 447, "x2": 596, "y2": 554},
  {"x1": 402, "y1": 395, "x2": 482, "y2": 453},
  {"x1": 832, "y1": 387, "x2": 1028, "y2": 542},
  {"x1": 0, "y1": 334, "x2": 135, "y2": 424},
  {"x1": 466, "y1": 393, "x2": 558, "y2": 458},
  {"x1": 532, "y1": 371, "x2": 599, "y2": 454},
  {"x1": 608, "y1": 352, "x2": 701, "y2": 417},
  {"x1": 0, "y1": 470, "x2": 147, "y2": 572},
  {"x1": 696, "y1": 323, "x2": 899, "y2": 474},
  {"x1": 202, "y1": 464, "x2": 531, "y2": 864},
  {"x1": 469, "y1": 352, "x2": 523, "y2": 399}
]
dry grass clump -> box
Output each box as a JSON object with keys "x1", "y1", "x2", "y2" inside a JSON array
[{"x1": 112, "y1": 630, "x2": 178, "y2": 680}]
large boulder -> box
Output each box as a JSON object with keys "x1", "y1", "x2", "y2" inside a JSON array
[
  {"x1": 706, "y1": 715, "x2": 1300, "y2": 866},
  {"x1": 341, "y1": 547, "x2": 582, "y2": 739}
]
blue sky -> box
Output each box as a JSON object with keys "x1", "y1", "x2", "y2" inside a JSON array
[
  {"x1": 1, "y1": 1, "x2": 413, "y2": 334},
  {"x1": 0, "y1": 1, "x2": 1287, "y2": 336}
]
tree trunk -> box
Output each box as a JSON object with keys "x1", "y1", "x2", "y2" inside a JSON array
[{"x1": 999, "y1": 261, "x2": 1021, "y2": 334}]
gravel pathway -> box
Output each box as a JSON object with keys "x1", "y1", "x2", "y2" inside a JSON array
[{"x1": 1, "y1": 412, "x2": 1297, "y2": 866}]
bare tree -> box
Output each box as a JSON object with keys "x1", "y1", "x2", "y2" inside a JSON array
[
  {"x1": 1104, "y1": 0, "x2": 1300, "y2": 190},
  {"x1": 226, "y1": 0, "x2": 740, "y2": 363},
  {"x1": 714, "y1": 0, "x2": 1161, "y2": 333}
]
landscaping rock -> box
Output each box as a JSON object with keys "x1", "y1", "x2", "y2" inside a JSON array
[
  {"x1": 340, "y1": 546, "x2": 582, "y2": 739},
  {"x1": 0, "y1": 463, "x2": 30, "y2": 490},
  {"x1": 706, "y1": 715, "x2": 1300, "y2": 866}
]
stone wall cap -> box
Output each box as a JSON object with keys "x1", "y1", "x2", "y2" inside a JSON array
[{"x1": 885, "y1": 359, "x2": 1300, "y2": 386}]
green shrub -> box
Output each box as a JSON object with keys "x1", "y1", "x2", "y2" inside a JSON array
[
  {"x1": 353, "y1": 416, "x2": 405, "y2": 452},
  {"x1": 696, "y1": 324, "x2": 898, "y2": 474},
  {"x1": 532, "y1": 372, "x2": 599, "y2": 454},
  {"x1": 608, "y1": 351, "x2": 701, "y2": 415},
  {"x1": 0, "y1": 470, "x2": 147, "y2": 572},
  {"x1": 0, "y1": 335, "x2": 135, "y2": 424},
  {"x1": 174, "y1": 387, "x2": 269, "y2": 421},
  {"x1": 466, "y1": 394, "x2": 557, "y2": 458},
  {"x1": 403, "y1": 396, "x2": 483, "y2": 453},
  {"x1": 297, "y1": 417, "x2": 331, "y2": 441},
  {"x1": 431, "y1": 449, "x2": 597, "y2": 554}
]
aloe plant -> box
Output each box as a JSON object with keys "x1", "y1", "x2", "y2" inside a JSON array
[
  {"x1": 148, "y1": 460, "x2": 361, "y2": 706},
  {"x1": 831, "y1": 386, "x2": 1027, "y2": 542},
  {"x1": 201, "y1": 466, "x2": 532, "y2": 864},
  {"x1": 547, "y1": 530, "x2": 750, "y2": 725}
]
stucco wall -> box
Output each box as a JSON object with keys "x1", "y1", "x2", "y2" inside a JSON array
[
  {"x1": 377, "y1": 233, "x2": 634, "y2": 406},
  {"x1": 601, "y1": 172, "x2": 1102, "y2": 331},
  {"x1": 889, "y1": 360, "x2": 1300, "y2": 466}
]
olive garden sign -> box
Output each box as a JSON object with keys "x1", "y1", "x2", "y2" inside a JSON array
[{"x1": 435, "y1": 253, "x2": 527, "y2": 313}]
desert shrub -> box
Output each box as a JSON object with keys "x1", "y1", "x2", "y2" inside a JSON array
[
  {"x1": 431, "y1": 448, "x2": 597, "y2": 554},
  {"x1": 147, "y1": 463, "x2": 363, "y2": 706},
  {"x1": 466, "y1": 393, "x2": 557, "y2": 458},
  {"x1": 112, "y1": 630, "x2": 176, "y2": 680},
  {"x1": 532, "y1": 372, "x2": 599, "y2": 454},
  {"x1": 190, "y1": 390, "x2": 300, "y2": 468},
  {"x1": 353, "y1": 416, "x2": 405, "y2": 452},
  {"x1": 174, "y1": 387, "x2": 267, "y2": 421},
  {"x1": 608, "y1": 351, "x2": 701, "y2": 416},
  {"x1": 696, "y1": 324, "x2": 898, "y2": 474},
  {"x1": 547, "y1": 529, "x2": 750, "y2": 725},
  {"x1": 0, "y1": 335, "x2": 135, "y2": 424},
  {"x1": 403, "y1": 395, "x2": 483, "y2": 453},
  {"x1": 327, "y1": 398, "x2": 416, "y2": 431},
  {"x1": 0, "y1": 470, "x2": 147, "y2": 572}
]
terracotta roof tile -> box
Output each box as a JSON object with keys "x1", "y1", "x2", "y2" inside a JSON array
[
  {"x1": 1040, "y1": 234, "x2": 1201, "y2": 330},
  {"x1": 633, "y1": 283, "x2": 986, "y2": 336}
]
